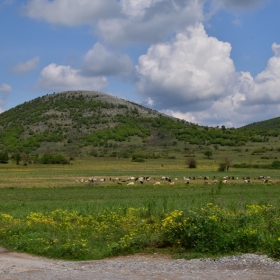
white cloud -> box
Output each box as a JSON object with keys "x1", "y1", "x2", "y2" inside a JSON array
[
  {"x1": 146, "y1": 98, "x2": 155, "y2": 106},
  {"x1": 21, "y1": 0, "x2": 280, "y2": 127},
  {"x1": 98, "y1": 0, "x2": 204, "y2": 45},
  {"x1": 162, "y1": 91, "x2": 270, "y2": 128},
  {"x1": 272, "y1": 42, "x2": 280, "y2": 57},
  {"x1": 153, "y1": 41, "x2": 280, "y2": 128},
  {"x1": 37, "y1": 63, "x2": 107, "y2": 91},
  {"x1": 23, "y1": 0, "x2": 204, "y2": 45},
  {"x1": 23, "y1": 0, "x2": 119, "y2": 26},
  {"x1": 81, "y1": 43, "x2": 134, "y2": 78},
  {"x1": 162, "y1": 109, "x2": 197, "y2": 124},
  {"x1": 136, "y1": 23, "x2": 236, "y2": 111},
  {"x1": 12, "y1": 56, "x2": 40, "y2": 74},
  {"x1": 0, "y1": 83, "x2": 12, "y2": 93},
  {"x1": 242, "y1": 43, "x2": 280, "y2": 105}
]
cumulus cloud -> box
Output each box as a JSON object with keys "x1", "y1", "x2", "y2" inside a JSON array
[
  {"x1": 163, "y1": 92, "x2": 263, "y2": 128},
  {"x1": 23, "y1": 0, "x2": 119, "y2": 26},
  {"x1": 0, "y1": 83, "x2": 12, "y2": 93},
  {"x1": 272, "y1": 42, "x2": 280, "y2": 57},
  {"x1": 12, "y1": 56, "x2": 40, "y2": 74},
  {"x1": 23, "y1": 0, "x2": 204, "y2": 45},
  {"x1": 81, "y1": 43, "x2": 134, "y2": 78},
  {"x1": 98, "y1": 0, "x2": 204, "y2": 45},
  {"x1": 37, "y1": 63, "x2": 107, "y2": 91},
  {"x1": 136, "y1": 23, "x2": 236, "y2": 111},
  {"x1": 162, "y1": 109, "x2": 197, "y2": 123},
  {"x1": 242, "y1": 43, "x2": 280, "y2": 105},
  {"x1": 21, "y1": 0, "x2": 280, "y2": 127},
  {"x1": 153, "y1": 41, "x2": 280, "y2": 128}
]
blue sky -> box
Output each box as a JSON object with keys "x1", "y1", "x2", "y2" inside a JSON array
[{"x1": 1, "y1": 0, "x2": 280, "y2": 128}]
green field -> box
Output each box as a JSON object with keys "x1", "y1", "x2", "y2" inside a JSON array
[{"x1": 1, "y1": 157, "x2": 280, "y2": 260}]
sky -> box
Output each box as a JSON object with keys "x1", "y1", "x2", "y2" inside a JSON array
[{"x1": 1, "y1": 0, "x2": 280, "y2": 128}]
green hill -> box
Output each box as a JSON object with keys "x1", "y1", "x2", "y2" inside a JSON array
[
  {"x1": 0, "y1": 90, "x2": 278, "y2": 160},
  {"x1": 242, "y1": 116, "x2": 280, "y2": 133}
]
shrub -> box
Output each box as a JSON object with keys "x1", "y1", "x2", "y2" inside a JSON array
[
  {"x1": 131, "y1": 153, "x2": 146, "y2": 162},
  {"x1": 204, "y1": 150, "x2": 213, "y2": 158},
  {"x1": 161, "y1": 203, "x2": 279, "y2": 255},
  {"x1": 186, "y1": 157, "x2": 197, "y2": 168},
  {"x1": 271, "y1": 160, "x2": 280, "y2": 169},
  {"x1": 41, "y1": 153, "x2": 69, "y2": 164},
  {"x1": 0, "y1": 151, "x2": 9, "y2": 163},
  {"x1": 218, "y1": 162, "x2": 227, "y2": 171}
]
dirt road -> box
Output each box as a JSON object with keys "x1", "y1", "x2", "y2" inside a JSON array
[{"x1": 1, "y1": 247, "x2": 280, "y2": 279}]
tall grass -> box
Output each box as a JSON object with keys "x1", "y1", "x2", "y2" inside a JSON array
[
  {"x1": 1, "y1": 183, "x2": 280, "y2": 260},
  {"x1": 1, "y1": 157, "x2": 280, "y2": 260}
]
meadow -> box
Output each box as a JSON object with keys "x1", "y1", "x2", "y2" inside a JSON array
[{"x1": 1, "y1": 156, "x2": 280, "y2": 261}]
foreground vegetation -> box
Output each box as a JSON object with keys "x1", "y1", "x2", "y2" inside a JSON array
[
  {"x1": 1, "y1": 156, "x2": 280, "y2": 261},
  {"x1": 1, "y1": 201, "x2": 280, "y2": 260},
  {"x1": 1, "y1": 90, "x2": 280, "y2": 261}
]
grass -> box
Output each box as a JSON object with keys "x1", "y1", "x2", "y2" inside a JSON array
[
  {"x1": 1, "y1": 157, "x2": 280, "y2": 260},
  {"x1": 1, "y1": 156, "x2": 280, "y2": 188}
]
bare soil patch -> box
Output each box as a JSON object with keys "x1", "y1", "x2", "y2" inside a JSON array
[{"x1": 1, "y1": 248, "x2": 280, "y2": 279}]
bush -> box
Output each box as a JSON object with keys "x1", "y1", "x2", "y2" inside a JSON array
[
  {"x1": 186, "y1": 157, "x2": 197, "y2": 168},
  {"x1": 271, "y1": 160, "x2": 280, "y2": 169},
  {"x1": 131, "y1": 153, "x2": 146, "y2": 162},
  {"x1": 161, "y1": 203, "x2": 278, "y2": 255},
  {"x1": 204, "y1": 150, "x2": 213, "y2": 158},
  {"x1": 0, "y1": 151, "x2": 9, "y2": 164},
  {"x1": 41, "y1": 154, "x2": 69, "y2": 164},
  {"x1": 218, "y1": 162, "x2": 227, "y2": 171}
]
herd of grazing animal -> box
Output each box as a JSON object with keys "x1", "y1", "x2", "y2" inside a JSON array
[{"x1": 75, "y1": 174, "x2": 276, "y2": 185}]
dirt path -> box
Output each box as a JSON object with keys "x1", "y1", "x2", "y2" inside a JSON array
[{"x1": 1, "y1": 247, "x2": 280, "y2": 280}]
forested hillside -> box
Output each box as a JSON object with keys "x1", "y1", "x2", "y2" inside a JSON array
[
  {"x1": 0, "y1": 90, "x2": 279, "y2": 160},
  {"x1": 242, "y1": 116, "x2": 280, "y2": 132}
]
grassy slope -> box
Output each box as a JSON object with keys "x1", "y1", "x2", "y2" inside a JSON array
[{"x1": 0, "y1": 90, "x2": 279, "y2": 160}]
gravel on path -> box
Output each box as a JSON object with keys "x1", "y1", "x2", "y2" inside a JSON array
[{"x1": 1, "y1": 247, "x2": 280, "y2": 280}]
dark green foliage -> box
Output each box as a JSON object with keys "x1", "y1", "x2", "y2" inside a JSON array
[
  {"x1": 0, "y1": 151, "x2": 9, "y2": 163},
  {"x1": 11, "y1": 153, "x2": 21, "y2": 165},
  {"x1": 40, "y1": 154, "x2": 69, "y2": 164},
  {"x1": 186, "y1": 157, "x2": 197, "y2": 168},
  {"x1": 204, "y1": 150, "x2": 213, "y2": 158},
  {"x1": 218, "y1": 163, "x2": 227, "y2": 171},
  {"x1": 270, "y1": 160, "x2": 280, "y2": 169},
  {"x1": 131, "y1": 152, "x2": 146, "y2": 162},
  {"x1": 242, "y1": 116, "x2": 280, "y2": 133},
  {"x1": 0, "y1": 90, "x2": 278, "y2": 156}
]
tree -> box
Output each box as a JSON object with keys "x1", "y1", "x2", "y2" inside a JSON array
[
  {"x1": 14, "y1": 153, "x2": 21, "y2": 165},
  {"x1": 0, "y1": 151, "x2": 9, "y2": 164},
  {"x1": 204, "y1": 150, "x2": 213, "y2": 159},
  {"x1": 224, "y1": 156, "x2": 232, "y2": 171},
  {"x1": 218, "y1": 157, "x2": 232, "y2": 172},
  {"x1": 218, "y1": 162, "x2": 227, "y2": 172},
  {"x1": 271, "y1": 160, "x2": 280, "y2": 169},
  {"x1": 186, "y1": 157, "x2": 197, "y2": 168}
]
